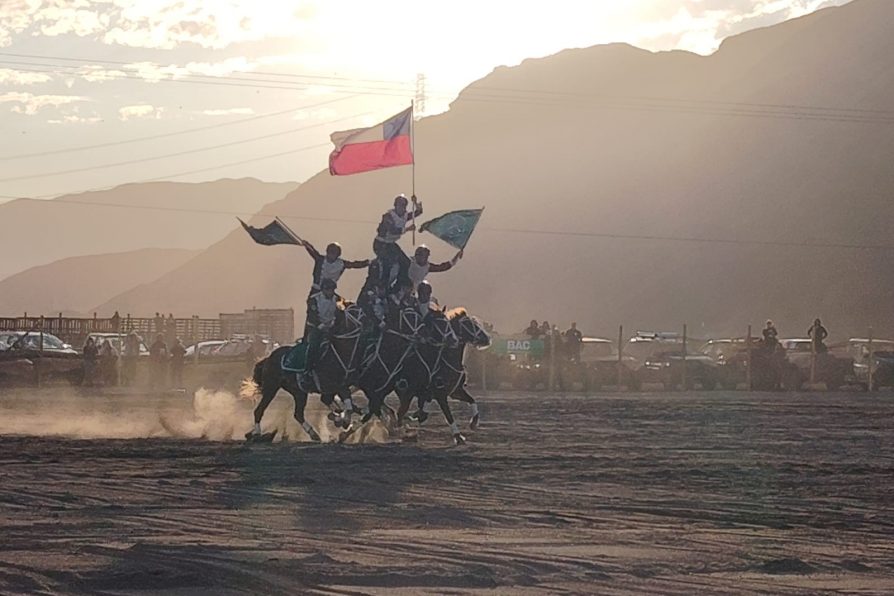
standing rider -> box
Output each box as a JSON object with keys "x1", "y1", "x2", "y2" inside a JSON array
[
  {"x1": 301, "y1": 239, "x2": 368, "y2": 293},
  {"x1": 358, "y1": 258, "x2": 389, "y2": 331},
  {"x1": 408, "y1": 245, "x2": 463, "y2": 291},
  {"x1": 304, "y1": 278, "x2": 340, "y2": 375},
  {"x1": 373, "y1": 194, "x2": 423, "y2": 288}
]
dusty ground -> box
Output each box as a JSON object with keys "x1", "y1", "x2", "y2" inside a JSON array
[{"x1": 1, "y1": 389, "x2": 893, "y2": 594}]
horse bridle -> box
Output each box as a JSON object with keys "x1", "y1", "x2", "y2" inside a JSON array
[{"x1": 456, "y1": 315, "x2": 490, "y2": 347}]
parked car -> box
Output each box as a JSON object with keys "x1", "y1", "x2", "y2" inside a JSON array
[
  {"x1": 781, "y1": 338, "x2": 856, "y2": 390},
  {"x1": 184, "y1": 340, "x2": 227, "y2": 358},
  {"x1": 212, "y1": 336, "x2": 274, "y2": 358},
  {"x1": 839, "y1": 338, "x2": 894, "y2": 390},
  {"x1": 85, "y1": 333, "x2": 149, "y2": 357},
  {"x1": 699, "y1": 338, "x2": 797, "y2": 391},
  {"x1": 569, "y1": 337, "x2": 639, "y2": 391},
  {"x1": 625, "y1": 331, "x2": 718, "y2": 390},
  {"x1": 0, "y1": 330, "x2": 81, "y2": 385}
]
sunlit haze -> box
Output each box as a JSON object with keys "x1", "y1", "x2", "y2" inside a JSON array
[{"x1": 0, "y1": 0, "x2": 846, "y2": 199}]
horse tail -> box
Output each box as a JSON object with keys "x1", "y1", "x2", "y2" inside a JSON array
[{"x1": 240, "y1": 357, "x2": 267, "y2": 400}]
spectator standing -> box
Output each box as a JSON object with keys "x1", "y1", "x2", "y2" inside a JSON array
[
  {"x1": 149, "y1": 334, "x2": 168, "y2": 390},
  {"x1": 110, "y1": 311, "x2": 121, "y2": 333},
  {"x1": 83, "y1": 337, "x2": 98, "y2": 387},
  {"x1": 99, "y1": 340, "x2": 118, "y2": 386},
  {"x1": 762, "y1": 320, "x2": 779, "y2": 349},
  {"x1": 169, "y1": 338, "x2": 186, "y2": 388},
  {"x1": 524, "y1": 320, "x2": 542, "y2": 339},
  {"x1": 564, "y1": 322, "x2": 583, "y2": 362},
  {"x1": 807, "y1": 318, "x2": 828, "y2": 354},
  {"x1": 165, "y1": 314, "x2": 177, "y2": 348},
  {"x1": 123, "y1": 331, "x2": 140, "y2": 386}
]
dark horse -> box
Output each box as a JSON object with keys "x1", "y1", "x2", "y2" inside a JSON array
[
  {"x1": 244, "y1": 304, "x2": 423, "y2": 442},
  {"x1": 244, "y1": 303, "x2": 366, "y2": 441},
  {"x1": 393, "y1": 308, "x2": 491, "y2": 444}
]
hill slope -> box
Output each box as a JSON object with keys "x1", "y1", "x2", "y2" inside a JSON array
[
  {"x1": 0, "y1": 248, "x2": 199, "y2": 316},
  {"x1": 0, "y1": 178, "x2": 296, "y2": 280},
  {"x1": 98, "y1": 0, "x2": 894, "y2": 338}
]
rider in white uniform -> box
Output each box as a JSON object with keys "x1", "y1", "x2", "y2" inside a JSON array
[
  {"x1": 372, "y1": 194, "x2": 423, "y2": 288},
  {"x1": 407, "y1": 245, "x2": 463, "y2": 291},
  {"x1": 301, "y1": 240, "x2": 368, "y2": 293}
]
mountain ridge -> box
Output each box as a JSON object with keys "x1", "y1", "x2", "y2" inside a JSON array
[{"x1": 85, "y1": 0, "x2": 894, "y2": 337}]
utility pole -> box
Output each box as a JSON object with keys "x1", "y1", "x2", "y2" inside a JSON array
[{"x1": 415, "y1": 73, "x2": 427, "y2": 118}]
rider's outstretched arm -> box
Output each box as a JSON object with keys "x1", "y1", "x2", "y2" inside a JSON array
[
  {"x1": 428, "y1": 250, "x2": 463, "y2": 273},
  {"x1": 302, "y1": 240, "x2": 321, "y2": 260},
  {"x1": 344, "y1": 258, "x2": 370, "y2": 269}
]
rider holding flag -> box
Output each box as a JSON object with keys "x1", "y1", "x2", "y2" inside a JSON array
[
  {"x1": 301, "y1": 239, "x2": 369, "y2": 293},
  {"x1": 408, "y1": 245, "x2": 463, "y2": 291},
  {"x1": 373, "y1": 194, "x2": 423, "y2": 287}
]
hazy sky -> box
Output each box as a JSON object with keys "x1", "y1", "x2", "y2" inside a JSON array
[{"x1": 0, "y1": 0, "x2": 847, "y2": 199}]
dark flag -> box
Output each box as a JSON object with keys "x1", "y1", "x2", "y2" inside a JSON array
[
  {"x1": 238, "y1": 218, "x2": 301, "y2": 246},
  {"x1": 419, "y1": 208, "x2": 484, "y2": 249}
]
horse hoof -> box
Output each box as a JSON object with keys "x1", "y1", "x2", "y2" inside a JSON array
[
  {"x1": 308, "y1": 430, "x2": 321, "y2": 442},
  {"x1": 453, "y1": 433, "x2": 466, "y2": 446},
  {"x1": 470, "y1": 414, "x2": 480, "y2": 431}
]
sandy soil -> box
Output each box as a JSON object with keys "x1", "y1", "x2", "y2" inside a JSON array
[{"x1": 0, "y1": 389, "x2": 893, "y2": 594}]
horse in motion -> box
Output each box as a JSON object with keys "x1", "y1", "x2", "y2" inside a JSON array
[
  {"x1": 244, "y1": 303, "x2": 490, "y2": 445},
  {"x1": 393, "y1": 308, "x2": 491, "y2": 444},
  {"x1": 243, "y1": 303, "x2": 421, "y2": 442},
  {"x1": 244, "y1": 303, "x2": 367, "y2": 441}
]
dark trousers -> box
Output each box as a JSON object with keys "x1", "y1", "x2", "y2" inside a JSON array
[
  {"x1": 305, "y1": 326, "x2": 325, "y2": 371},
  {"x1": 373, "y1": 239, "x2": 409, "y2": 287}
]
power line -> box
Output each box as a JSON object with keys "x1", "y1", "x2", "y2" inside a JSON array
[
  {"x1": 0, "y1": 51, "x2": 412, "y2": 87},
  {"x1": 0, "y1": 95, "x2": 356, "y2": 161},
  {"x1": 0, "y1": 110, "x2": 371, "y2": 183},
  {"x1": 3, "y1": 53, "x2": 894, "y2": 125},
  {"x1": 0, "y1": 143, "x2": 332, "y2": 201},
  {"x1": 3, "y1": 189, "x2": 894, "y2": 253}
]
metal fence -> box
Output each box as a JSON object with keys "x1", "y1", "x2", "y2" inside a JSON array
[{"x1": 0, "y1": 308, "x2": 294, "y2": 347}]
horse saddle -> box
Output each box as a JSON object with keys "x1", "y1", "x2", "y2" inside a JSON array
[{"x1": 281, "y1": 341, "x2": 309, "y2": 373}]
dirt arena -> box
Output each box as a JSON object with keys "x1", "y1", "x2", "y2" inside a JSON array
[{"x1": 1, "y1": 388, "x2": 892, "y2": 594}]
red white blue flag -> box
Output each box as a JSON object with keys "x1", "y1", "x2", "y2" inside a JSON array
[{"x1": 328, "y1": 107, "x2": 413, "y2": 176}]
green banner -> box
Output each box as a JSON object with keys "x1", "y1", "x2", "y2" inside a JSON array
[{"x1": 491, "y1": 337, "x2": 544, "y2": 357}]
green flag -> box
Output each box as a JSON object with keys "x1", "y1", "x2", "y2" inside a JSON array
[{"x1": 419, "y1": 208, "x2": 484, "y2": 250}]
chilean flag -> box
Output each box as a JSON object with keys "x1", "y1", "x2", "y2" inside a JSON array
[{"x1": 328, "y1": 107, "x2": 413, "y2": 176}]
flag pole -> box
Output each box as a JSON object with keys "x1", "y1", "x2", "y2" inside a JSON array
[
  {"x1": 410, "y1": 100, "x2": 417, "y2": 246},
  {"x1": 275, "y1": 216, "x2": 304, "y2": 244}
]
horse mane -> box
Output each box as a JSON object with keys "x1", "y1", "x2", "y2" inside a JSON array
[{"x1": 446, "y1": 307, "x2": 468, "y2": 321}]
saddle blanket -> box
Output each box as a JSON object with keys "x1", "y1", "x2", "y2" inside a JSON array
[{"x1": 281, "y1": 341, "x2": 308, "y2": 373}]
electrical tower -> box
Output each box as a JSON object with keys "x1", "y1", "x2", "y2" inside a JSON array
[{"x1": 415, "y1": 73, "x2": 427, "y2": 118}]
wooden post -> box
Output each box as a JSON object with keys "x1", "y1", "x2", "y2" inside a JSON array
[
  {"x1": 37, "y1": 318, "x2": 44, "y2": 388},
  {"x1": 746, "y1": 325, "x2": 753, "y2": 392},
  {"x1": 617, "y1": 325, "x2": 624, "y2": 391},
  {"x1": 810, "y1": 323, "x2": 817, "y2": 387},
  {"x1": 193, "y1": 315, "x2": 200, "y2": 365},
  {"x1": 481, "y1": 351, "x2": 488, "y2": 393},
  {"x1": 681, "y1": 324, "x2": 688, "y2": 391},
  {"x1": 868, "y1": 327, "x2": 874, "y2": 392},
  {"x1": 548, "y1": 331, "x2": 556, "y2": 393}
]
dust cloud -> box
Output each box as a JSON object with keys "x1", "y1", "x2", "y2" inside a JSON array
[
  {"x1": 0, "y1": 387, "x2": 394, "y2": 444},
  {"x1": 0, "y1": 388, "x2": 253, "y2": 441}
]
